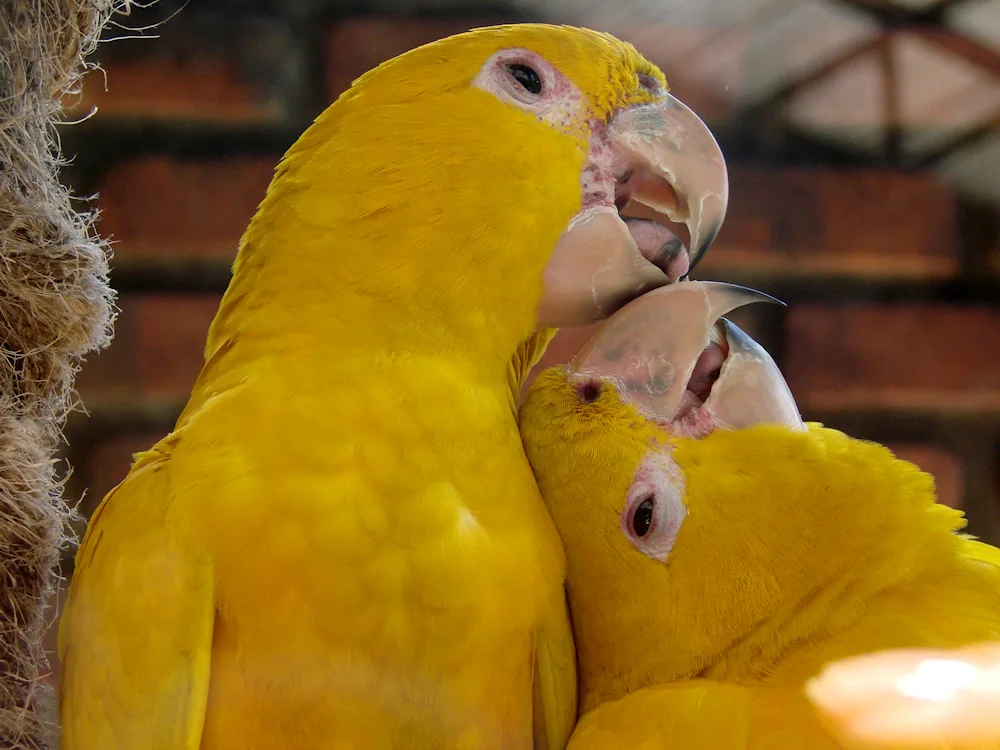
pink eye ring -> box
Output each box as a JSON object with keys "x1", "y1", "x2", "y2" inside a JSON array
[{"x1": 621, "y1": 452, "x2": 686, "y2": 562}]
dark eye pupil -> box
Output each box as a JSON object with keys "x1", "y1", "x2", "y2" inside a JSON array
[
  {"x1": 508, "y1": 64, "x2": 542, "y2": 95},
  {"x1": 633, "y1": 497, "x2": 654, "y2": 538}
]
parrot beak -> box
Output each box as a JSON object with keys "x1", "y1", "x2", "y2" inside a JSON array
[
  {"x1": 568, "y1": 280, "x2": 804, "y2": 437},
  {"x1": 538, "y1": 94, "x2": 728, "y2": 327},
  {"x1": 610, "y1": 94, "x2": 728, "y2": 265}
]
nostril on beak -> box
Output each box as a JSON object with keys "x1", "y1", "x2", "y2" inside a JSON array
[
  {"x1": 637, "y1": 73, "x2": 660, "y2": 94},
  {"x1": 576, "y1": 378, "x2": 603, "y2": 404}
]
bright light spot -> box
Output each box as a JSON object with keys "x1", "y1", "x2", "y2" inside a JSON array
[
  {"x1": 896, "y1": 659, "x2": 981, "y2": 703},
  {"x1": 457, "y1": 507, "x2": 481, "y2": 533}
]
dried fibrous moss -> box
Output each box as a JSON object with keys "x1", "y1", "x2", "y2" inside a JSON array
[{"x1": 0, "y1": 0, "x2": 128, "y2": 746}]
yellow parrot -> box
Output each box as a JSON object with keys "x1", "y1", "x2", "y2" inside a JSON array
[
  {"x1": 58, "y1": 24, "x2": 730, "y2": 750},
  {"x1": 518, "y1": 281, "x2": 1000, "y2": 750}
]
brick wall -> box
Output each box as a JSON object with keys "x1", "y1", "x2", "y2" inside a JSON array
[{"x1": 49, "y1": 5, "x2": 1000, "y2": 684}]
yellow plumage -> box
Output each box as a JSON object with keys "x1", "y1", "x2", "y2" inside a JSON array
[
  {"x1": 519, "y1": 367, "x2": 1000, "y2": 749},
  {"x1": 58, "y1": 25, "x2": 668, "y2": 750}
]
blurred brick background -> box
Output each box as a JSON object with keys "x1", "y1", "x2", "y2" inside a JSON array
[{"x1": 47, "y1": 0, "x2": 1000, "y2": 689}]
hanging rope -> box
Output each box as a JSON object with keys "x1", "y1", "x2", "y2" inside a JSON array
[{"x1": 0, "y1": 0, "x2": 126, "y2": 745}]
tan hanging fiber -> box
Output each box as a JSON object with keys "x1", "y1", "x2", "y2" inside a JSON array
[{"x1": 0, "y1": 0, "x2": 127, "y2": 746}]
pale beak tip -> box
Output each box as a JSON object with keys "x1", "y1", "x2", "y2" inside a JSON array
[
  {"x1": 690, "y1": 219, "x2": 723, "y2": 269},
  {"x1": 701, "y1": 281, "x2": 786, "y2": 311}
]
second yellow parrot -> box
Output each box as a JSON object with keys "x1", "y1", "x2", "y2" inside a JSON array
[{"x1": 519, "y1": 281, "x2": 1000, "y2": 749}]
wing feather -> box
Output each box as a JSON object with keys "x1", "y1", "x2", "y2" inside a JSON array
[{"x1": 59, "y1": 455, "x2": 214, "y2": 750}]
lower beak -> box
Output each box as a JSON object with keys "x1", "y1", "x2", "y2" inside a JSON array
[
  {"x1": 538, "y1": 95, "x2": 728, "y2": 328},
  {"x1": 568, "y1": 280, "x2": 804, "y2": 434}
]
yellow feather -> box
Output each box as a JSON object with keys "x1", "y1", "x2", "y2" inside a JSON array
[
  {"x1": 59, "y1": 448, "x2": 214, "y2": 749},
  {"x1": 568, "y1": 680, "x2": 755, "y2": 749}
]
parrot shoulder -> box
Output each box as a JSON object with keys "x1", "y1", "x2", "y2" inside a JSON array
[
  {"x1": 568, "y1": 681, "x2": 850, "y2": 750},
  {"x1": 567, "y1": 680, "x2": 754, "y2": 750},
  {"x1": 58, "y1": 431, "x2": 215, "y2": 750}
]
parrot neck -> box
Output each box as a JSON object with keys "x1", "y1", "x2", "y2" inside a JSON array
[
  {"x1": 704, "y1": 513, "x2": 963, "y2": 685},
  {"x1": 188, "y1": 85, "x2": 582, "y2": 421},
  {"x1": 191, "y1": 252, "x2": 557, "y2": 420},
  {"x1": 696, "y1": 433, "x2": 969, "y2": 687}
]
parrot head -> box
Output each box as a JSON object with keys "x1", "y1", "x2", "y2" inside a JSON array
[
  {"x1": 219, "y1": 24, "x2": 727, "y2": 369},
  {"x1": 519, "y1": 281, "x2": 959, "y2": 712}
]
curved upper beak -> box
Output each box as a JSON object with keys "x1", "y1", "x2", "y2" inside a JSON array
[
  {"x1": 610, "y1": 94, "x2": 728, "y2": 265},
  {"x1": 568, "y1": 280, "x2": 804, "y2": 434},
  {"x1": 538, "y1": 94, "x2": 728, "y2": 328}
]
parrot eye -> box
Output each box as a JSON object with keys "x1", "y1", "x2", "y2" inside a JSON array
[
  {"x1": 622, "y1": 453, "x2": 686, "y2": 562},
  {"x1": 507, "y1": 64, "x2": 543, "y2": 95},
  {"x1": 632, "y1": 496, "x2": 654, "y2": 537},
  {"x1": 474, "y1": 49, "x2": 579, "y2": 121}
]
